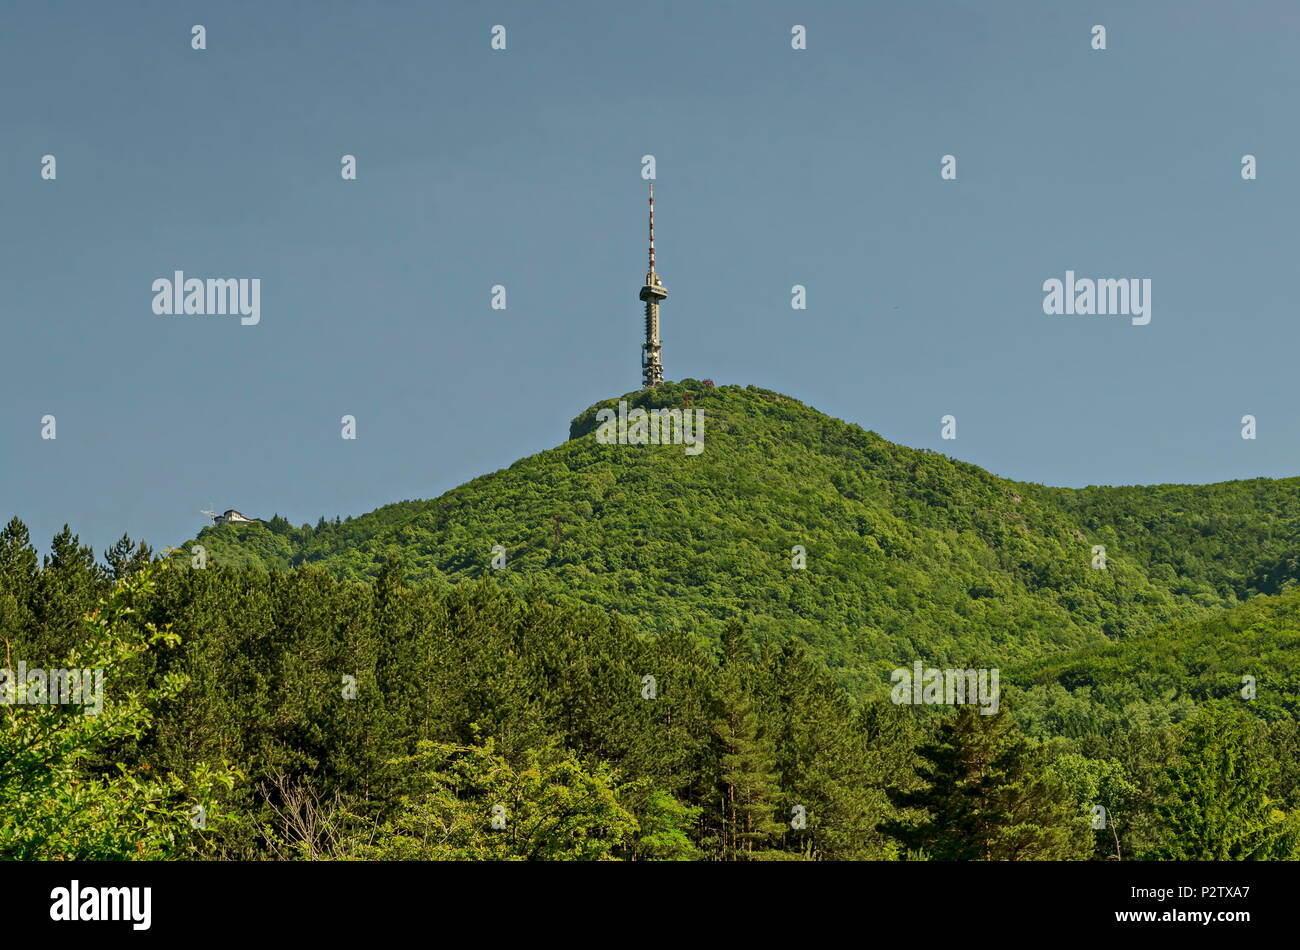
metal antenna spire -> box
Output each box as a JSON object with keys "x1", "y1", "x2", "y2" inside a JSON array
[
  {"x1": 639, "y1": 181, "x2": 667, "y2": 388},
  {"x1": 648, "y1": 182, "x2": 655, "y2": 272}
]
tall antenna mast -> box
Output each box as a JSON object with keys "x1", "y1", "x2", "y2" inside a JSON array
[
  {"x1": 648, "y1": 182, "x2": 656, "y2": 272},
  {"x1": 639, "y1": 182, "x2": 667, "y2": 388}
]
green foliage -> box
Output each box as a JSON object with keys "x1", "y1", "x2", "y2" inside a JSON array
[
  {"x1": 1152, "y1": 703, "x2": 1300, "y2": 860},
  {"x1": 10, "y1": 383, "x2": 1300, "y2": 860},
  {"x1": 1, "y1": 524, "x2": 923, "y2": 860},
  {"x1": 712, "y1": 626, "x2": 786, "y2": 860},
  {"x1": 0, "y1": 565, "x2": 234, "y2": 860},
  {"x1": 881, "y1": 706, "x2": 1092, "y2": 860},
  {"x1": 633, "y1": 790, "x2": 701, "y2": 860},
  {"x1": 343, "y1": 740, "x2": 638, "y2": 861},
  {"x1": 186, "y1": 383, "x2": 1232, "y2": 697},
  {"x1": 103, "y1": 533, "x2": 153, "y2": 582},
  {"x1": 1010, "y1": 589, "x2": 1300, "y2": 733},
  {"x1": 1031, "y1": 478, "x2": 1300, "y2": 604},
  {"x1": 1044, "y1": 751, "x2": 1140, "y2": 860}
]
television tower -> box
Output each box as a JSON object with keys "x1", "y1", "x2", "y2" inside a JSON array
[{"x1": 639, "y1": 182, "x2": 667, "y2": 388}]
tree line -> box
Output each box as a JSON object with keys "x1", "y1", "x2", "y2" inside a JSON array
[{"x1": 3, "y1": 518, "x2": 1297, "y2": 860}]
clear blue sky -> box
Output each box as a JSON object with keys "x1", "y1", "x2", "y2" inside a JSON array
[{"x1": 3, "y1": 0, "x2": 1299, "y2": 557}]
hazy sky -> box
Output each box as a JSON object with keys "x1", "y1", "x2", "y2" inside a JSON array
[{"x1": 3, "y1": 0, "x2": 1299, "y2": 557}]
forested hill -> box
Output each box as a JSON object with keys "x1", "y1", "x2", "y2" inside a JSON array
[
  {"x1": 1007, "y1": 587, "x2": 1300, "y2": 735},
  {"x1": 1028, "y1": 479, "x2": 1300, "y2": 604},
  {"x1": 187, "y1": 381, "x2": 1300, "y2": 694}
]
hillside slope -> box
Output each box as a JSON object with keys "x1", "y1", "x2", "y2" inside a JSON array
[
  {"x1": 1008, "y1": 587, "x2": 1300, "y2": 733},
  {"x1": 1030, "y1": 480, "x2": 1300, "y2": 604},
  {"x1": 190, "y1": 382, "x2": 1256, "y2": 694}
]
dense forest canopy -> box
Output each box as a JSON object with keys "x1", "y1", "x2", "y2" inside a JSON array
[
  {"x1": 192, "y1": 383, "x2": 1300, "y2": 695},
  {"x1": 5, "y1": 383, "x2": 1299, "y2": 860}
]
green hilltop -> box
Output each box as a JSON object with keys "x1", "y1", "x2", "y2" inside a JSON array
[{"x1": 188, "y1": 381, "x2": 1300, "y2": 696}]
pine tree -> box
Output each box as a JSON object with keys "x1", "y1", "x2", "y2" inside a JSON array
[
  {"x1": 33, "y1": 526, "x2": 103, "y2": 662},
  {"x1": 103, "y1": 533, "x2": 153, "y2": 582},
  {"x1": 881, "y1": 705, "x2": 1091, "y2": 860},
  {"x1": 713, "y1": 621, "x2": 785, "y2": 860},
  {"x1": 0, "y1": 518, "x2": 38, "y2": 582},
  {"x1": 0, "y1": 518, "x2": 39, "y2": 655},
  {"x1": 761, "y1": 646, "x2": 903, "y2": 859}
]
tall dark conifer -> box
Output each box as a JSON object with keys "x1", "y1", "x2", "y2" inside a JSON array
[
  {"x1": 881, "y1": 705, "x2": 1090, "y2": 860},
  {"x1": 103, "y1": 533, "x2": 153, "y2": 581},
  {"x1": 713, "y1": 621, "x2": 784, "y2": 860}
]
